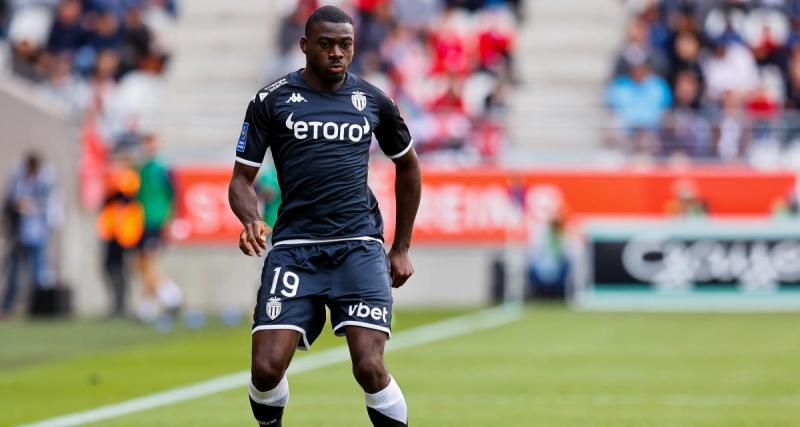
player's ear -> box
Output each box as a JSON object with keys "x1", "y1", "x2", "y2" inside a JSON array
[{"x1": 300, "y1": 36, "x2": 308, "y2": 54}]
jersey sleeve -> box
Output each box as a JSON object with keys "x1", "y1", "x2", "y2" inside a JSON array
[
  {"x1": 374, "y1": 93, "x2": 413, "y2": 160},
  {"x1": 234, "y1": 95, "x2": 271, "y2": 167}
]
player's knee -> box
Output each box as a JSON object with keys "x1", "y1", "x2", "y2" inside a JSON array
[
  {"x1": 352, "y1": 356, "x2": 388, "y2": 391},
  {"x1": 251, "y1": 359, "x2": 285, "y2": 391}
]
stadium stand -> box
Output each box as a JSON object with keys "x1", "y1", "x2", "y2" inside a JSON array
[
  {"x1": 1, "y1": 0, "x2": 176, "y2": 153},
  {"x1": 609, "y1": 0, "x2": 800, "y2": 168},
  {"x1": 508, "y1": 0, "x2": 625, "y2": 164}
]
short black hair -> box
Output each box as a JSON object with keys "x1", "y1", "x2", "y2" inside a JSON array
[{"x1": 305, "y1": 5, "x2": 353, "y2": 36}]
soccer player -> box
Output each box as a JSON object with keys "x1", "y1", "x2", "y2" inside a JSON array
[{"x1": 227, "y1": 6, "x2": 421, "y2": 427}]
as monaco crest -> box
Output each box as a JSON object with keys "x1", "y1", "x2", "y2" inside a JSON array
[
  {"x1": 351, "y1": 91, "x2": 367, "y2": 111},
  {"x1": 267, "y1": 297, "x2": 282, "y2": 320}
]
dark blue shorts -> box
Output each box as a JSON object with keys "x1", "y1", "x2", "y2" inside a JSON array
[
  {"x1": 136, "y1": 226, "x2": 164, "y2": 252},
  {"x1": 252, "y1": 239, "x2": 392, "y2": 350}
]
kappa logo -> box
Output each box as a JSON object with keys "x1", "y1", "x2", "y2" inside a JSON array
[
  {"x1": 351, "y1": 90, "x2": 367, "y2": 111},
  {"x1": 266, "y1": 296, "x2": 282, "y2": 320},
  {"x1": 286, "y1": 92, "x2": 307, "y2": 103},
  {"x1": 285, "y1": 113, "x2": 370, "y2": 142},
  {"x1": 348, "y1": 302, "x2": 388, "y2": 323}
]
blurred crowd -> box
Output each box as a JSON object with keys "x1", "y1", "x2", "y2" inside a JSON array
[
  {"x1": 274, "y1": 0, "x2": 521, "y2": 164},
  {"x1": 608, "y1": 0, "x2": 800, "y2": 165},
  {"x1": 0, "y1": 0, "x2": 175, "y2": 151}
]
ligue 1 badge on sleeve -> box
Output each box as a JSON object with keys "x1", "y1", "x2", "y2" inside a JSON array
[
  {"x1": 351, "y1": 90, "x2": 367, "y2": 111},
  {"x1": 267, "y1": 297, "x2": 282, "y2": 320}
]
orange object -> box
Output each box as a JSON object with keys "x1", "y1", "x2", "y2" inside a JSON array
[
  {"x1": 97, "y1": 202, "x2": 145, "y2": 247},
  {"x1": 97, "y1": 164, "x2": 145, "y2": 247}
]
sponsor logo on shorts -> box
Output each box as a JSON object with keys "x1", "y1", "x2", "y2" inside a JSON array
[
  {"x1": 348, "y1": 302, "x2": 388, "y2": 323},
  {"x1": 267, "y1": 296, "x2": 282, "y2": 320}
]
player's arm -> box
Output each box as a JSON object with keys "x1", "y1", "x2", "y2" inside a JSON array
[
  {"x1": 229, "y1": 163, "x2": 268, "y2": 257},
  {"x1": 374, "y1": 92, "x2": 420, "y2": 288},
  {"x1": 389, "y1": 149, "x2": 421, "y2": 288},
  {"x1": 228, "y1": 93, "x2": 272, "y2": 257}
]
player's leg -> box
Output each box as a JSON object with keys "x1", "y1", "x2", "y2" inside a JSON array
[
  {"x1": 346, "y1": 326, "x2": 408, "y2": 426},
  {"x1": 328, "y1": 241, "x2": 407, "y2": 426},
  {"x1": 249, "y1": 329, "x2": 299, "y2": 426},
  {"x1": 249, "y1": 244, "x2": 328, "y2": 426}
]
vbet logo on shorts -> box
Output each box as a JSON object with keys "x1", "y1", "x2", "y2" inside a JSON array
[
  {"x1": 285, "y1": 113, "x2": 370, "y2": 142},
  {"x1": 348, "y1": 302, "x2": 388, "y2": 323}
]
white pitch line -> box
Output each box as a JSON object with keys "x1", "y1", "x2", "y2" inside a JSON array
[{"x1": 19, "y1": 304, "x2": 523, "y2": 427}]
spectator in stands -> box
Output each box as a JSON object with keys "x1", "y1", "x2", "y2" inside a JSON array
[
  {"x1": 1, "y1": 152, "x2": 56, "y2": 318},
  {"x1": 273, "y1": 0, "x2": 317, "y2": 76},
  {"x1": 639, "y1": 0, "x2": 671, "y2": 58},
  {"x1": 278, "y1": 0, "x2": 317, "y2": 56},
  {"x1": 429, "y1": 7, "x2": 474, "y2": 76},
  {"x1": 45, "y1": 0, "x2": 85, "y2": 55},
  {"x1": 42, "y1": 51, "x2": 87, "y2": 110},
  {"x1": 87, "y1": 10, "x2": 122, "y2": 53},
  {"x1": 712, "y1": 90, "x2": 751, "y2": 160},
  {"x1": 613, "y1": 17, "x2": 670, "y2": 78},
  {"x1": 85, "y1": 49, "x2": 120, "y2": 128},
  {"x1": 606, "y1": 57, "x2": 672, "y2": 154},
  {"x1": 702, "y1": 39, "x2": 759, "y2": 104},
  {"x1": 660, "y1": 69, "x2": 712, "y2": 158},
  {"x1": 119, "y1": 5, "x2": 152, "y2": 75},
  {"x1": 354, "y1": 0, "x2": 394, "y2": 74},
  {"x1": 10, "y1": 38, "x2": 46, "y2": 81},
  {"x1": 669, "y1": 31, "x2": 704, "y2": 89},
  {"x1": 476, "y1": 5, "x2": 516, "y2": 76}
]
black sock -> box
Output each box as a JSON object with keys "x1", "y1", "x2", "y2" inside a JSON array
[
  {"x1": 367, "y1": 407, "x2": 408, "y2": 426},
  {"x1": 249, "y1": 397, "x2": 284, "y2": 426}
]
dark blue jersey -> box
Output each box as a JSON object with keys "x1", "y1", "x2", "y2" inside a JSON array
[{"x1": 235, "y1": 70, "x2": 413, "y2": 244}]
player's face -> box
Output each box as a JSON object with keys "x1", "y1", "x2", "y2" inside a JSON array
[{"x1": 301, "y1": 21, "x2": 354, "y2": 83}]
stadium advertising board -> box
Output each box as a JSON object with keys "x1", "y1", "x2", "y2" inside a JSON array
[
  {"x1": 169, "y1": 165, "x2": 795, "y2": 244},
  {"x1": 575, "y1": 218, "x2": 800, "y2": 310}
]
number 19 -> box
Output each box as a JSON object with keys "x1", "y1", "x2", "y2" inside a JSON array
[{"x1": 270, "y1": 267, "x2": 300, "y2": 298}]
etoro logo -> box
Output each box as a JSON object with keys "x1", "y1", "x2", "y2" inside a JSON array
[
  {"x1": 348, "y1": 302, "x2": 388, "y2": 323},
  {"x1": 285, "y1": 113, "x2": 370, "y2": 142}
]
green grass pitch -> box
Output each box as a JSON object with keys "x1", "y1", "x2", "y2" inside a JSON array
[{"x1": 1, "y1": 306, "x2": 799, "y2": 426}]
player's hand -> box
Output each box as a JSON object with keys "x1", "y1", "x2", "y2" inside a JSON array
[
  {"x1": 388, "y1": 248, "x2": 414, "y2": 288},
  {"x1": 239, "y1": 221, "x2": 270, "y2": 257}
]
